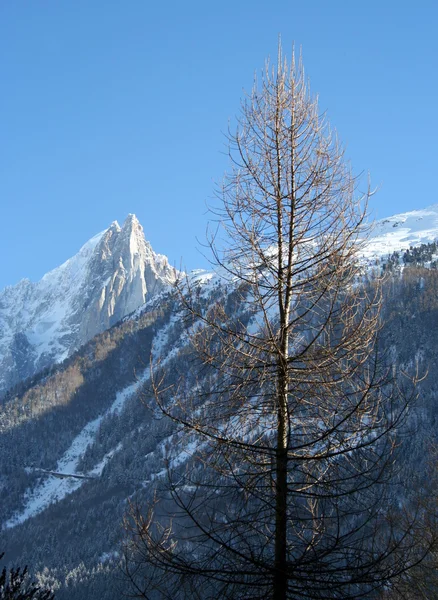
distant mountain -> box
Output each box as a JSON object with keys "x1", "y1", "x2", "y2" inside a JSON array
[
  {"x1": 0, "y1": 215, "x2": 177, "y2": 396},
  {"x1": 2, "y1": 204, "x2": 437, "y2": 398},
  {"x1": 364, "y1": 203, "x2": 438, "y2": 260},
  {"x1": 1, "y1": 204, "x2": 438, "y2": 599}
]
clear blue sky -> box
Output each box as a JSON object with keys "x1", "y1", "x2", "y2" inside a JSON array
[{"x1": 0, "y1": 1, "x2": 437, "y2": 289}]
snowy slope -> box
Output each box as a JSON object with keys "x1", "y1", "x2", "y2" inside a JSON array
[
  {"x1": 364, "y1": 204, "x2": 438, "y2": 260},
  {"x1": 2, "y1": 287, "x2": 196, "y2": 530},
  {"x1": 0, "y1": 215, "x2": 177, "y2": 395},
  {"x1": 2, "y1": 203, "x2": 437, "y2": 399},
  {"x1": 2, "y1": 203, "x2": 438, "y2": 600},
  {"x1": 4, "y1": 377, "x2": 145, "y2": 529}
]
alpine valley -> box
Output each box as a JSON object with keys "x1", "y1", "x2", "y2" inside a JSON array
[{"x1": 2, "y1": 206, "x2": 438, "y2": 599}]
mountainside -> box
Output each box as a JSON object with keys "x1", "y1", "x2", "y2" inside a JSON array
[
  {"x1": 1, "y1": 204, "x2": 438, "y2": 599},
  {"x1": 364, "y1": 203, "x2": 438, "y2": 260},
  {"x1": 0, "y1": 215, "x2": 177, "y2": 396}
]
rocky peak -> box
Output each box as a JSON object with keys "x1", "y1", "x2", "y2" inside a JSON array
[
  {"x1": 0, "y1": 216, "x2": 178, "y2": 396},
  {"x1": 123, "y1": 213, "x2": 140, "y2": 228}
]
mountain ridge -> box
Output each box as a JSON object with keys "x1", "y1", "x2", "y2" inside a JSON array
[
  {"x1": 1, "y1": 203, "x2": 438, "y2": 599},
  {"x1": 0, "y1": 214, "x2": 177, "y2": 396},
  {"x1": 2, "y1": 202, "x2": 438, "y2": 399},
  {"x1": 364, "y1": 202, "x2": 438, "y2": 259}
]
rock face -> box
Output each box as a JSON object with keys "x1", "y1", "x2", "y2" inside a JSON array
[
  {"x1": 3, "y1": 201, "x2": 438, "y2": 399},
  {"x1": 0, "y1": 215, "x2": 177, "y2": 395}
]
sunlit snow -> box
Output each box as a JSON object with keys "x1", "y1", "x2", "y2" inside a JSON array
[{"x1": 363, "y1": 204, "x2": 438, "y2": 260}]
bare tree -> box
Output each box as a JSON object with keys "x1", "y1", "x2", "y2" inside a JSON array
[{"x1": 124, "y1": 45, "x2": 424, "y2": 599}]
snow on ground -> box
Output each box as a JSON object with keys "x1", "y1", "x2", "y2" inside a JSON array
[
  {"x1": 363, "y1": 204, "x2": 438, "y2": 260},
  {"x1": 143, "y1": 432, "x2": 202, "y2": 484},
  {"x1": 189, "y1": 269, "x2": 216, "y2": 288},
  {"x1": 0, "y1": 227, "x2": 108, "y2": 383},
  {"x1": 4, "y1": 377, "x2": 146, "y2": 529},
  {"x1": 4, "y1": 303, "x2": 199, "y2": 529},
  {"x1": 169, "y1": 438, "x2": 199, "y2": 470},
  {"x1": 89, "y1": 443, "x2": 123, "y2": 477},
  {"x1": 5, "y1": 203, "x2": 438, "y2": 529},
  {"x1": 151, "y1": 313, "x2": 181, "y2": 360}
]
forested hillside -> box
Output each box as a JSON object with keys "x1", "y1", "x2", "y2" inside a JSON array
[{"x1": 0, "y1": 257, "x2": 437, "y2": 598}]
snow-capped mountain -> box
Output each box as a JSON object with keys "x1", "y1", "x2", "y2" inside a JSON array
[
  {"x1": 2, "y1": 203, "x2": 438, "y2": 399},
  {"x1": 0, "y1": 214, "x2": 177, "y2": 395},
  {"x1": 364, "y1": 203, "x2": 438, "y2": 259},
  {"x1": 1, "y1": 204, "x2": 438, "y2": 599}
]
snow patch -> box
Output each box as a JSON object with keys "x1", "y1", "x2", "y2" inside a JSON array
[
  {"x1": 364, "y1": 204, "x2": 438, "y2": 261},
  {"x1": 4, "y1": 376, "x2": 148, "y2": 529}
]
